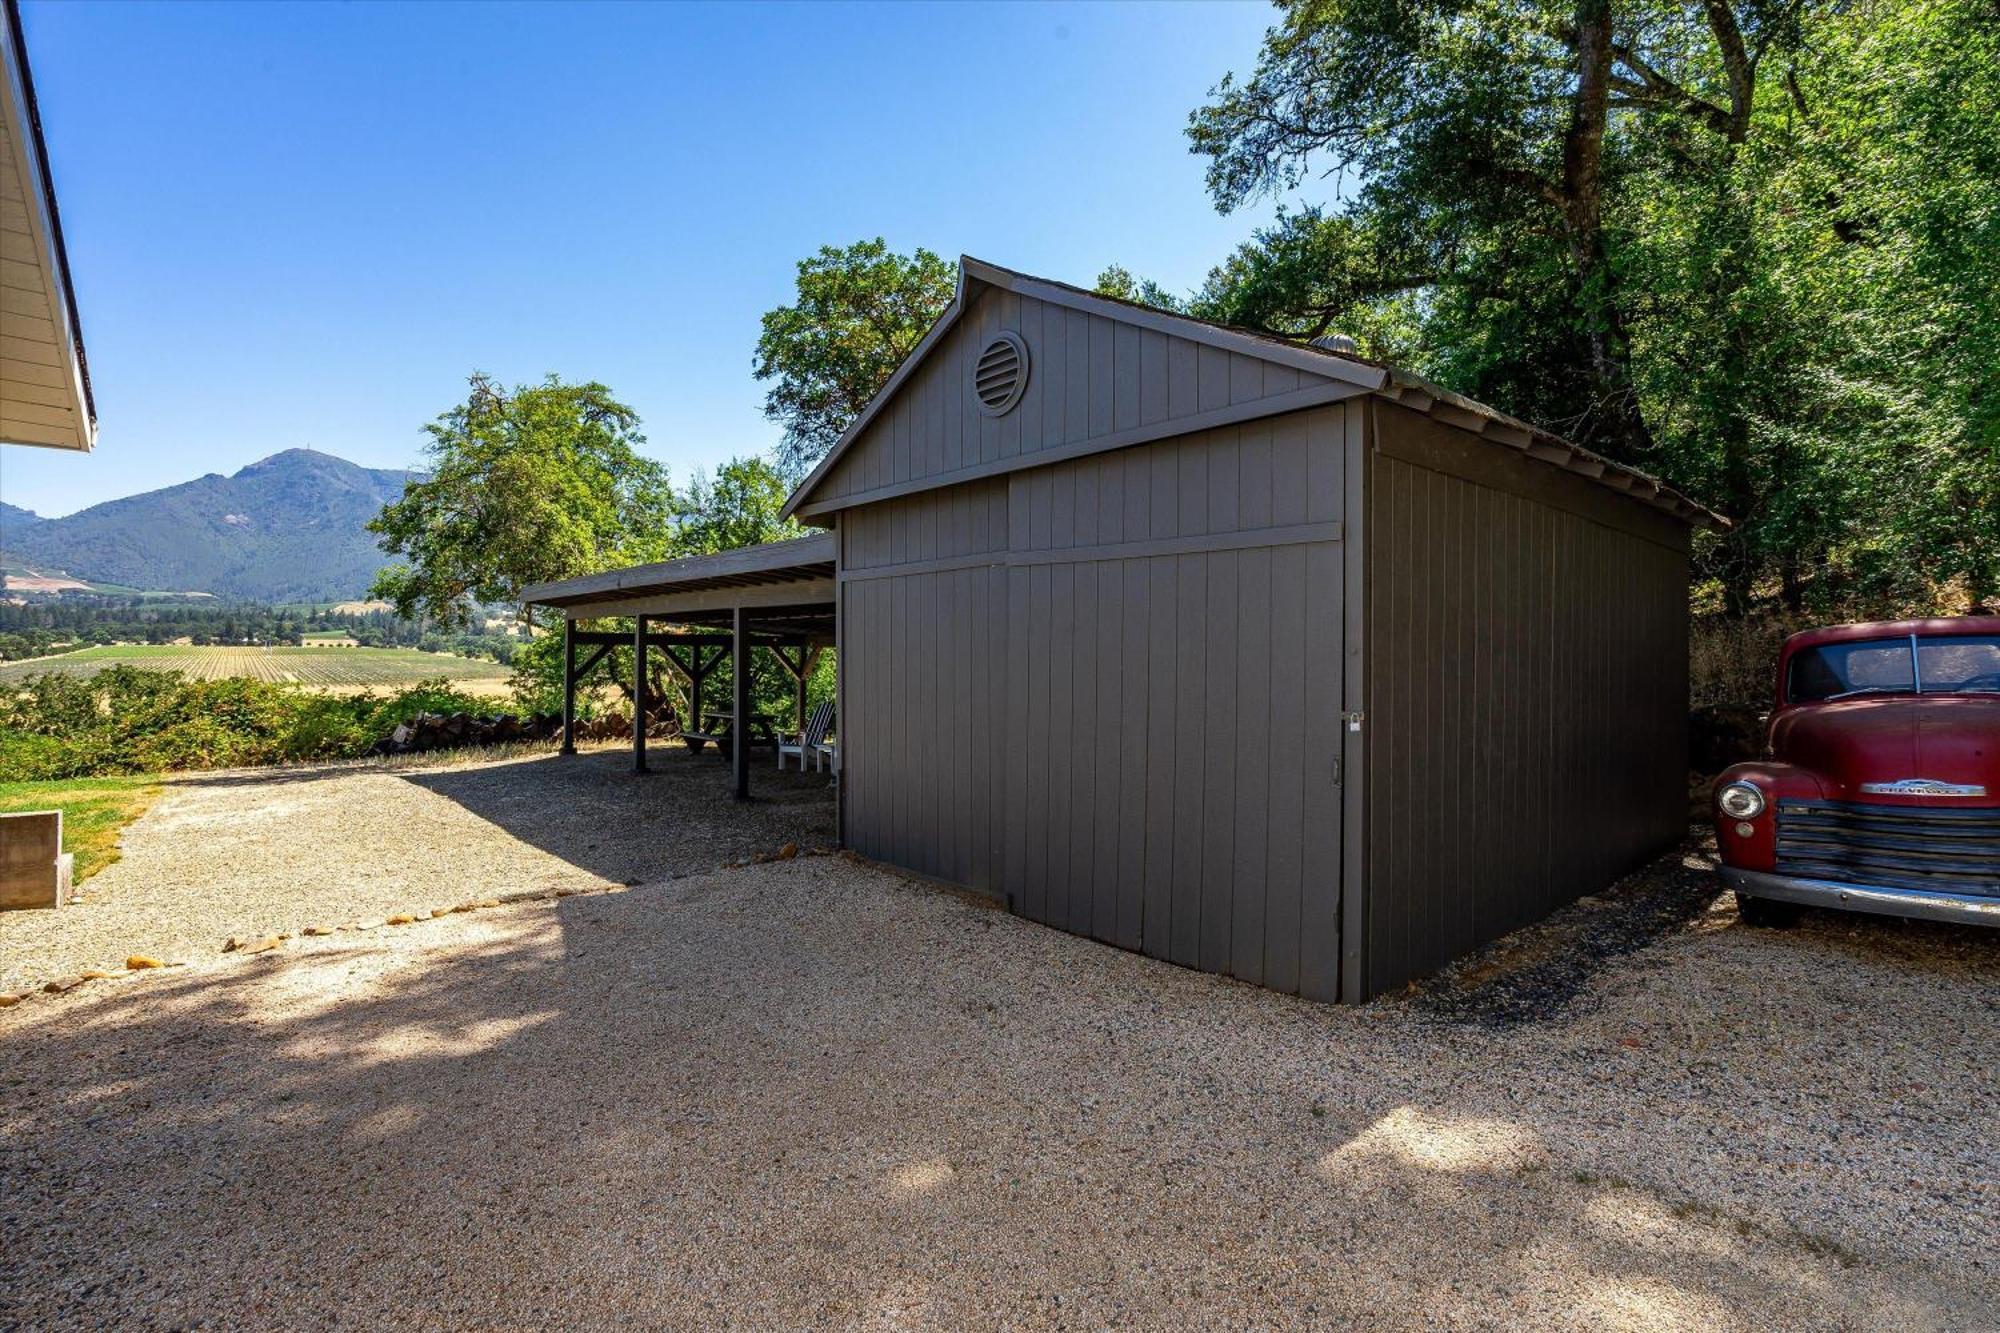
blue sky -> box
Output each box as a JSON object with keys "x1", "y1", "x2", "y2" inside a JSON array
[{"x1": 2, "y1": 0, "x2": 1294, "y2": 518}]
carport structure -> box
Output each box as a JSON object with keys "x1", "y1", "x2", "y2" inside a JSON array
[{"x1": 521, "y1": 533, "x2": 835, "y2": 799}]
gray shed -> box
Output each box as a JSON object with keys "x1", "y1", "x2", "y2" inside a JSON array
[{"x1": 779, "y1": 257, "x2": 1725, "y2": 1002}]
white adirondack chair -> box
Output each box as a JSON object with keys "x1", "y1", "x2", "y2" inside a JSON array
[{"x1": 777, "y1": 700, "x2": 836, "y2": 772}]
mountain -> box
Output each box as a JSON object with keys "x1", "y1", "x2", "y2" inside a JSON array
[
  {"x1": 1, "y1": 449, "x2": 420, "y2": 602},
  {"x1": 1, "y1": 500, "x2": 42, "y2": 531}
]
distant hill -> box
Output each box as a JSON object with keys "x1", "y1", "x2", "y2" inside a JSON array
[
  {"x1": 1, "y1": 500, "x2": 42, "y2": 533},
  {"x1": 0, "y1": 450, "x2": 420, "y2": 603}
]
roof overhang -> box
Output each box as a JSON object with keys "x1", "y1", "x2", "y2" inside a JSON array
[
  {"x1": 1, "y1": 0, "x2": 93, "y2": 452},
  {"x1": 1374, "y1": 372, "x2": 1728, "y2": 531},
  {"x1": 780, "y1": 256, "x2": 1728, "y2": 532},
  {"x1": 521, "y1": 533, "x2": 836, "y2": 632}
]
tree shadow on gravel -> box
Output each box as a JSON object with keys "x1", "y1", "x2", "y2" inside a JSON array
[
  {"x1": 1, "y1": 861, "x2": 1986, "y2": 1329},
  {"x1": 396, "y1": 748, "x2": 838, "y2": 885}
]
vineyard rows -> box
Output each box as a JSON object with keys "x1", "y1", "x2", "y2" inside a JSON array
[{"x1": 0, "y1": 645, "x2": 512, "y2": 687}]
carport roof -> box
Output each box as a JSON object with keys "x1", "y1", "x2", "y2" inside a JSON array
[{"x1": 520, "y1": 533, "x2": 835, "y2": 636}]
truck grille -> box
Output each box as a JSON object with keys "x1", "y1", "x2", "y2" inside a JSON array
[{"x1": 1775, "y1": 800, "x2": 2000, "y2": 896}]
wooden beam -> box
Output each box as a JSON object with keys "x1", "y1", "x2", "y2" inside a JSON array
[
  {"x1": 689, "y1": 656, "x2": 707, "y2": 735},
  {"x1": 632, "y1": 614, "x2": 648, "y2": 774},
  {"x1": 565, "y1": 577, "x2": 836, "y2": 621},
  {"x1": 569, "y1": 630, "x2": 803, "y2": 649},
  {"x1": 762, "y1": 644, "x2": 819, "y2": 734},
  {"x1": 796, "y1": 646, "x2": 823, "y2": 732},
  {"x1": 664, "y1": 645, "x2": 695, "y2": 731},
  {"x1": 655, "y1": 644, "x2": 691, "y2": 685},
  {"x1": 574, "y1": 643, "x2": 614, "y2": 679},
  {"x1": 560, "y1": 619, "x2": 577, "y2": 755},
  {"x1": 521, "y1": 533, "x2": 835, "y2": 604},
  {"x1": 731, "y1": 606, "x2": 750, "y2": 800}
]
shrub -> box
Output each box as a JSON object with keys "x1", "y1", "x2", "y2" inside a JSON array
[{"x1": 0, "y1": 669, "x2": 529, "y2": 778}]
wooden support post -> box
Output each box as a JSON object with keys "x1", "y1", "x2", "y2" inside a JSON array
[
  {"x1": 632, "y1": 614, "x2": 648, "y2": 774},
  {"x1": 689, "y1": 655, "x2": 707, "y2": 736},
  {"x1": 731, "y1": 605, "x2": 749, "y2": 801},
  {"x1": 801, "y1": 646, "x2": 822, "y2": 735},
  {"x1": 559, "y1": 618, "x2": 577, "y2": 755},
  {"x1": 664, "y1": 646, "x2": 693, "y2": 733},
  {"x1": 766, "y1": 644, "x2": 818, "y2": 734}
]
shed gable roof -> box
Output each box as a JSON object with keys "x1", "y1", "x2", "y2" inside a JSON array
[{"x1": 782, "y1": 257, "x2": 1725, "y2": 531}]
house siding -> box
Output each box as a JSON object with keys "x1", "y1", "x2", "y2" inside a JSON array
[
  {"x1": 816, "y1": 268, "x2": 1705, "y2": 1004},
  {"x1": 840, "y1": 482, "x2": 1010, "y2": 894},
  {"x1": 1359, "y1": 402, "x2": 1691, "y2": 995},
  {"x1": 839, "y1": 406, "x2": 1354, "y2": 1000},
  {"x1": 812, "y1": 286, "x2": 1340, "y2": 509}
]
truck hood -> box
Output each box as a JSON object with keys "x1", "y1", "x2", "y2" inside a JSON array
[{"x1": 1772, "y1": 695, "x2": 2000, "y2": 802}]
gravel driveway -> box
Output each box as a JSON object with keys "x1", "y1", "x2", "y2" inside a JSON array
[
  {"x1": 1, "y1": 797, "x2": 1994, "y2": 1328},
  {"x1": 0, "y1": 747, "x2": 837, "y2": 993}
]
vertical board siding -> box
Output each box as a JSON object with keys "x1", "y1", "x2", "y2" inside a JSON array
[
  {"x1": 841, "y1": 403, "x2": 1351, "y2": 1001},
  {"x1": 840, "y1": 375, "x2": 1695, "y2": 1008},
  {"x1": 996, "y1": 406, "x2": 1348, "y2": 998},
  {"x1": 817, "y1": 287, "x2": 1335, "y2": 503},
  {"x1": 1361, "y1": 431, "x2": 1690, "y2": 997},
  {"x1": 840, "y1": 485, "x2": 1010, "y2": 894}
]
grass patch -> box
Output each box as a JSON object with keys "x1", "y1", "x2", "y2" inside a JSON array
[{"x1": 0, "y1": 775, "x2": 163, "y2": 881}]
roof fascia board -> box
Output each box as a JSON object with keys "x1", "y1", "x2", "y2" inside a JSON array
[
  {"x1": 1, "y1": 0, "x2": 93, "y2": 451},
  {"x1": 962, "y1": 256, "x2": 1389, "y2": 391},
  {"x1": 1379, "y1": 370, "x2": 1729, "y2": 531},
  {"x1": 519, "y1": 533, "x2": 835, "y2": 605},
  {"x1": 560, "y1": 577, "x2": 837, "y2": 620},
  {"x1": 778, "y1": 266, "x2": 983, "y2": 521}
]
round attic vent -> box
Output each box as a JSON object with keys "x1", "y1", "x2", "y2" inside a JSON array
[{"x1": 973, "y1": 332, "x2": 1030, "y2": 416}]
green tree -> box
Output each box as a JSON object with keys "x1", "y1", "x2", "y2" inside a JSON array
[
  {"x1": 506, "y1": 455, "x2": 811, "y2": 722},
  {"x1": 369, "y1": 373, "x2": 674, "y2": 627},
  {"x1": 671, "y1": 457, "x2": 806, "y2": 555},
  {"x1": 1092, "y1": 264, "x2": 1188, "y2": 313},
  {"x1": 753, "y1": 239, "x2": 957, "y2": 479},
  {"x1": 1184, "y1": 0, "x2": 1995, "y2": 615}
]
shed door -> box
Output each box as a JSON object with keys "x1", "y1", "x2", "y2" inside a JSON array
[{"x1": 1002, "y1": 540, "x2": 1345, "y2": 1000}]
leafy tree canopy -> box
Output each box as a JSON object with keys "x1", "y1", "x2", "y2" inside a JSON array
[
  {"x1": 369, "y1": 373, "x2": 674, "y2": 627},
  {"x1": 753, "y1": 239, "x2": 957, "y2": 479},
  {"x1": 670, "y1": 456, "x2": 806, "y2": 555},
  {"x1": 1165, "y1": 0, "x2": 1998, "y2": 613},
  {"x1": 504, "y1": 454, "x2": 809, "y2": 718},
  {"x1": 1092, "y1": 264, "x2": 1189, "y2": 313}
]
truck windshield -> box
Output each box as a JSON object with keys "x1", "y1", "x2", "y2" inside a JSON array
[{"x1": 1789, "y1": 635, "x2": 2000, "y2": 702}]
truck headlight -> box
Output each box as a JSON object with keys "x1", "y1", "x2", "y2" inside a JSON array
[{"x1": 1717, "y1": 781, "x2": 1766, "y2": 820}]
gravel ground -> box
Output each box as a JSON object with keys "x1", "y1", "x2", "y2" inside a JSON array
[
  {"x1": 0, "y1": 746, "x2": 837, "y2": 994},
  {"x1": 1, "y1": 813, "x2": 1994, "y2": 1328}
]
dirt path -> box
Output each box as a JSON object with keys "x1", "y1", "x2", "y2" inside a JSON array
[
  {"x1": 0, "y1": 748, "x2": 836, "y2": 993},
  {"x1": 1, "y1": 841, "x2": 1994, "y2": 1329}
]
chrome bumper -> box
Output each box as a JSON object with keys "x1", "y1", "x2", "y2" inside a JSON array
[{"x1": 1722, "y1": 868, "x2": 2000, "y2": 927}]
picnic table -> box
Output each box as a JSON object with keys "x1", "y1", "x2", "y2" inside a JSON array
[{"x1": 680, "y1": 710, "x2": 779, "y2": 760}]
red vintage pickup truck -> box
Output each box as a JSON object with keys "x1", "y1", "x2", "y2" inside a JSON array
[{"x1": 1713, "y1": 617, "x2": 2000, "y2": 927}]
